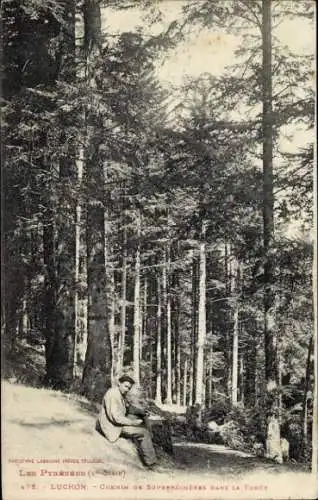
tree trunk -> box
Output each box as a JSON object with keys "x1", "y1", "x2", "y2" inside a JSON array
[
  {"x1": 55, "y1": 158, "x2": 77, "y2": 388},
  {"x1": 108, "y1": 270, "x2": 116, "y2": 383},
  {"x1": 73, "y1": 8, "x2": 88, "y2": 380},
  {"x1": 183, "y1": 357, "x2": 188, "y2": 406},
  {"x1": 195, "y1": 222, "x2": 207, "y2": 406},
  {"x1": 312, "y1": 156, "x2": 317, "y2": 474},
  {"x1": 102, "y1": 164, "x2": 116, "y2": 385},
  {"x1": 262, "y1": 0, "x2": 281, "y2": 462},
  {"x1": 42, "y1": 206, "x2": 58, "y2": 386},
  {"x1": 20, "y1": 296, "x2": 29, "y2": 336},
  {"x1": 189, "y1": 360, "x2": 194, "y2": 407},
  {"x1": 155, "y1": 276, "x2": 162, "y2": 404},
  {"x1": 80, "y1": 0, "x2": 112, "y2": 401},
  {"x1": 118, "y1": 221, "x2": 127, "y2": 375},
  {"x1": 245, "y1": 336, "x2": 257, "y2": 407},
  {"x1": 175, "y1": 341, "x2": 181, "y2": 405},
  {"x1": 174, "y1": 299, "x2": 181, "y2": 406},
  {"x1": 43, "y1": 0, "x2": 77, "y2": 387},
  {"x1": 191, "y1": 250, "x2": 198, "y2": 405},
  {"x1": 82, "y1": 192, "x2": 112, "y2": 401},
  {"x1": 73, "y1": 145, "x2": 87, "y2": 379},
  {"x1": 165, "y1": 245, "x2": 172, "y2": 404},
  {"x1": 300, "y1": 335, "x2": 313, "y2": 457},
  {"x1": 172, "y1": 258, "x2": 181, "y2": 404},
  {"x1": 206, "y1": 346, "x2": 213, "y2": 407},
  {"x1": 224, "y1": 241, "x2": 232, "y2": 397},
  {"x1": 133, "y1": 211, "x2": 141, "y2": 385},
  {"x1": 262, "y1": 0, "x2": 278, "y2": 395},
  {"x1": 43, "y1": 202, "x2": 70, "y2": 389},
  {"x1": 239, "y1": 354, "x2": 244, "y2": 406},
  {"x1": 232, "y1": 305, "x2": 239, "y2": 406},
  {"x1": 56, "y1": 0, "x2": 78, "y2": 386},
  {"x1": 231, "y1": 258, "x2": 239, "y2": 407},
  {"x1": 140, "y1": 276, "x2": 147, "y2": 363},
  {"x1": 81, "y1": 154, "x2": 112, "y2": 401}
]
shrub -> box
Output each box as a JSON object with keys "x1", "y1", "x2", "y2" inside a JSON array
[
  {"x1": 219, "y1": 420, "x2": 248, "y2": 451},
  {"x1": 202, "y1": 400, "x2": 231, "y2": 425}
]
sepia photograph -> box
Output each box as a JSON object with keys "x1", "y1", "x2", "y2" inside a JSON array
[{"x1": 1, "y1": 1, "x2": 317, "y2": 499}]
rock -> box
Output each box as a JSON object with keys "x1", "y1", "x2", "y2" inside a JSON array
[
  {"x1": 253, "y1": 442, "x2": 265, "y2": 457},
  {"x1": 281, "y1": 438, "x2": 289, "y2": 461},
  {"x1": 205, "y1": 421, "x2": 223, "y2": 444},
  {"x1": 207, "y1": 421, "x2": 220, "y2": 432},
  {"x1": 175, "y1": 415, "x2": 186, "y2": 424},
  {"x1": 266, "y1": 415, "x2": 283, "y2": 464}
]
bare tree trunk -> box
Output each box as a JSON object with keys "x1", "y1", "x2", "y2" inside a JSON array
[
  {"x1": 232, "y1": 305, "x2": 239, "y2": 406},
  {"x1": 231, "y1": 258, "x2": 239, "y2": 407},
  {"x1": 108, "y1": 271, "x2": 116, "y2": 383},
  {"x1": 155, "y1": 276, "x2": 162, "y2": 404},
  {"x1": 205, "y1": 360, "x2": 212, "y2": 408},
  {"x1": 300, "y1": 335, "x2": 313, "y2": 458},
  {"x1": 80, "y1": 0, "x2": 112, "y2": 401},
  {"x1": 56, "y1": 0, "x2": 79, "y2": 387},
  {"x1": 20, "y1": 295, "x2": 29, "y2": 335},
  {"x1": 262, "y1": 0, "x2": 282, "y2": 463},
  {"x1": 313, "y1": 326, "x2": 318, "y2": 473},
  {"x1": 43, "y1": 152, "x2": 74, "y2": 389},
  {"x1": 82, "y1": 191, "x2": 112, "y2": 400},
  {"x1": 133, "y1": 211, "x2": 141, "y2": 385},
  {"x1": 312, "y1": 159, "x2": 317, "y2": 474},
  {"x1": 42, "y1": 206, "x2": 59, "y2": 386},
  {"x1": 189, "y1": 360, "x2": 194, "y2": 407},
  {"x1": 195, "y1": 222, "x2": 207, "y2": 405},
  {"x1": 183, "y1": 357, "x2": 188, "y2": 407},
  {"x1": 118, "y1": 222, "x2": 127, "y2": 375},
  {"x1": 239, "y1": 354, "x2": 244, "y2": 406},
  {"x1": 245, "y1": 317, "x2": 258, "y2": 407},
  {"x1": 72, "y1": 7, "x2": 88, "y2": 380},
  {"x1": 224, "y1": 241, "x2": 232, "y2": 397},
  {"x1": 191, "y1": 250, "x2": 198, "y2": 405},
  {"x1": 278, "y1": 348, "x2": 283, "y2": 414},
  {"x1": 73, "y1": 145, "x2": 87, "y2": 379},
  {"x1": 172, "y1": 258, "x2": 181, "y2": 404},
  {"x1": 175, "y1": 342, "x2": 181, "y2": 405},
  {"x1": 263, "y1": 0, "x2": 278, "y2": 395},
  {"x1": 165, "y1": 245, "x2": 172, "y2": 404},
  {"x1": 140, "y1": 276, "x2": 147, "y2": 364},
  {"x1": 102, "y1": 165, "x2": 116, "y2": 385},
  {"x1": 174, "y1": 316, "x2": 181, "y2": 406}
]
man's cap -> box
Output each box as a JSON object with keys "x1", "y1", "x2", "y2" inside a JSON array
[{"x1": 118, "y1": 375, "x2": 135, "y2": 385}]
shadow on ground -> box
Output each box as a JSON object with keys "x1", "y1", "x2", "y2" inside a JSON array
[
  {"x1": 173, "y1": 442, "x2": 308, "y2": 477},
  {"x1": 3, "y1": 342, "x2": 45, "y2": 387}
]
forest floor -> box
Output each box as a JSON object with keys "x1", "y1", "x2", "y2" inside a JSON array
[{"x1": 2, "y1": 380, "x2": 317, "y2": 500}]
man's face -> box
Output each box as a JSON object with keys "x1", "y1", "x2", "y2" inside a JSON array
[{"x1": 118, "y1": 381, "x2": 133, "y2": 396}]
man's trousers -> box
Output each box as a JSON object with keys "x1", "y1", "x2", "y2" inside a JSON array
[{"x1": 120, "y1": 425, "x2": 157, "y2": 467}]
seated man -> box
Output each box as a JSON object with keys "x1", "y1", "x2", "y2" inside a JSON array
[{"x1": 96, "y1": 375, "x2": 157, "y2": 469}]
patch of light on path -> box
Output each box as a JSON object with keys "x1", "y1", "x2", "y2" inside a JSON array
[{"x1": 173, "y1": 442, "x2": 253, "y2": 458}]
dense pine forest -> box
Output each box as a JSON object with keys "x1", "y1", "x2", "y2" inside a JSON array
[{"x1": 2, "y1": 0, "x2": 316, "y2": 471}]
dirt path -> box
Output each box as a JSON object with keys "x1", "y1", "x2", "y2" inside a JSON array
[
  {"x1": 174, "y1": 441, "x2": 296, "y2": 477},
  {"x1": 2, "y1": 381, "x2": 317, "y2": 500}
]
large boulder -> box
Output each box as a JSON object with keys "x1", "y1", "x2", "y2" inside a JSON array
[
  {"x1": 281, "y1": 438, "x2": 290, "y2": 462},
  {"x1": 207, "y1": 421, "x2": 220, "y2": 432}
]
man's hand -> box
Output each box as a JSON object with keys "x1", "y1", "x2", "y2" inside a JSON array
[{"x1": 133, "y1": 419, "x2": 143, "y2": 426}]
